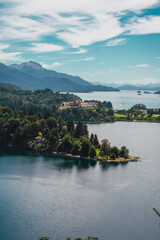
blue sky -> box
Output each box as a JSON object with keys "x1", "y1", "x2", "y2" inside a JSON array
[{"x1": 0, "y1": 0, "x2": 160, "y2": 85}]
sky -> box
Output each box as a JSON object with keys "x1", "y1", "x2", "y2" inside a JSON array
[{"x1": 0, "y1": 0, "x2": 160, "y2": 85}]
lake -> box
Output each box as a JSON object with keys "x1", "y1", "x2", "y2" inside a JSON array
[
  {"x1": 73, "y1": 90, "x2": 160, "y2": 109},
  {"x1": 0, "y1": 122, "x2": 160, "y2": 240}
]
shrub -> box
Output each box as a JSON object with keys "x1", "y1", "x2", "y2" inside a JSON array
[
  {"x1": 120, "y1": 146, "x2": 129, "y2": 157},
  {"x1": 110, "y1": 146, "x2": 119, "y2": 157},
  {"x1": 72, "y1": 140, "x2": 81, "y2": 155},
  {"x1": 110, "y1": 153, "x2": 116, "y2": 160}
]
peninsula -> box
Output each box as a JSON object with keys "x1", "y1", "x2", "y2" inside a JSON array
[{"x1": 0, "y1": 105, "x2": 137, "y2": 163}]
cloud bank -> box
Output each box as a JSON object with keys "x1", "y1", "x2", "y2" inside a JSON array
[{"x1": 0, "y1": 0, "x2": 160, "y2": 48}]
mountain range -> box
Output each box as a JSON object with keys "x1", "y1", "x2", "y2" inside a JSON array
[
  {"x1": 91, "y1": 81, "x2": 160, "y2": 91},
  {"x1": 119, "y1": 84, "x2": 160, "y2": 91},
  {"x1": 0, "y1": 61, "x2": 119, "y2": 93}
]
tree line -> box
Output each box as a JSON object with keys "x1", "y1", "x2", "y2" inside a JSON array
[{"x1": 40, "y1": 237, "x2": 99, "y2": 240}]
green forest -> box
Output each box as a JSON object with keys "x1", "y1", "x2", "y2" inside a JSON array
[
  {"x1": 0, "y1": 105, "x2": 129, "y2": 160},
  {"x1": 0, "y1": 83, "x2": 159, "y2": 128},
  {"x1": 0, "y1": 83, "x2": 113, "y2": 122},
  {"x1": 114, "y1": 104, "x2": 160, "y2": 122}
]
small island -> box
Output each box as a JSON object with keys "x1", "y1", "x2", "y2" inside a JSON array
[
  {"x1": 0, "y1": 106, "x2": 138, "y2": 163},
  {"x1": 144, "y1": 91, "x2": 151, "y2": 94},
  {"x1": 154, "y1": 91, "x2": 160, "y2": 94}
]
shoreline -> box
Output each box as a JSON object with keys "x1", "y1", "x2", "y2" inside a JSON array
[
  {"x1": 82, "y1": 119, "x2": 160, "y2": 124},
  {"x1": 52, "y1": 151, "x2": 139, "y2": 163},
  {"x1": 5, "y1": 145, "x2": 139, "y2": 163}
]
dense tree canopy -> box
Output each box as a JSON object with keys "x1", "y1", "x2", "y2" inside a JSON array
[
  {"x1": 0, "y1": 105, "x2": 129, "y2": 160},
  {"x1": 0, "y1": 83, "x2": 114, "y2": 123}
]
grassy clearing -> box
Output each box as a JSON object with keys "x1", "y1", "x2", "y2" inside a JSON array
[
  {"x1": 152, "y1": 114, "x2": 160, "y2": 118},
  {"x1": 114, "y1": 113, "x2": 127, "y2": 118}
]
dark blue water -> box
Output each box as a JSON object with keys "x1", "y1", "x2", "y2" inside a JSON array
[{"x1": 0, "y1": 122, "x2": 160, "y2": 240}]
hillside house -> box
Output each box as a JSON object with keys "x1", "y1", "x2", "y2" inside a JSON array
[
  {"x1": 60, "y1": 100, "x2": 98, "y2": 108},
  {"x1": 80, "y1": 102, "x2": 98, "y2": 108},
  {"x1": 35, "y1": 136, "x2": 45, "y2": 143},
  {"x1": 60, "y1": 100, "x2": 82, "y2": 108}
]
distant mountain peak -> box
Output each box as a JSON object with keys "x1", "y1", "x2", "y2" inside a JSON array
[
  {"x1": 10, "y1": 61, "x2": 43, "y2": 70},
  {"x1": 1, "y1": 60, "x2": 120, "y2": 92}
]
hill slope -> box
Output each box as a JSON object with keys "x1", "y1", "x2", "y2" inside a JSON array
[
  {"x1": 0, "y1": 82, "x2": 81, "y2": 111},
  {"x1": 0, "y1": 61, "x2": 119, "y2": 92}
]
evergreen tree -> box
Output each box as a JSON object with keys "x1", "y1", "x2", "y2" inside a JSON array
[
  {"x1": 80, "y1": 137, "x2": 91, "y2": 157},
  {"x1": 110, "y1": 146, "x2": 119, "y2": 158},
  {"x1": 67, "y1": 119, "x2": 74, "y2": 136},
  {"x1": 47, "y1": 116, "x2": 57, "y2": 129},
  {"x1": 61, "y1": 134, "x2": 73, "y2": 153},
  {"x1": 93, "y1": 134, "x2": 99, "y2": 147},
  {"x1": 84, "y1": 124, "x2": 89, "y2": 136},
  {"x1": 44, "y1": 110, "x2": 51, "y2": 119},
  {"x1": 90, "y1": 133, "x2": 95, "y2": 145},
  {"x1": 100, "y1": 139, "x2": 110, "y2": 156},
  {"x1": 75, "y1": 121, "x2": 83, "y2": 138},
  {"x1": 72, "y1": 140, "x2": 81, "y2": 155},
  {"x1": 90, "y1": 146, "x2": 96, "y2": 158},
  {"x1": 120, "y1": 146, "x2": 129, "y2": 158}
]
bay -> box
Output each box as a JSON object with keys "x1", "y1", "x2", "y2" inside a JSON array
[{"x1": 0, "y1": 122, "x2": 160, "y2": 240}]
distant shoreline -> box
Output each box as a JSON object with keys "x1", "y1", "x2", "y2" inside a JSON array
[{"x1": 81, "y1": 119, "x2": 160, "y2": 124}]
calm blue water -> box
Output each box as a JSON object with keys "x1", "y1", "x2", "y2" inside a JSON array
[
  {"x1": 0, "y1": 122, "x2": 160, "y2": 240},
  {"x1": 73, "y1": 90, "x2": 160, "y2": 109}
]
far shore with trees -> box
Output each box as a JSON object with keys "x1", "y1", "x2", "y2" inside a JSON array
[
  {"x1": 39, "y1": 236, "x2": 99, "y2": 240},
  {"x1": 114, "y1": 104, "x2": 160, "y2": 122},
  {"x1": 0, "y1": 83, "x2": 159, "y2": 123}
]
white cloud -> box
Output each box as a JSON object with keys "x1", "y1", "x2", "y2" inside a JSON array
[
  {"x1": 3, "y1": 0, "x2": 159, "y2": 15},
  {"x1": 127, "y1": 64, "x2": 150, "y2": 68},
  {"x1": 0, "y1": 44, "x2": 10, "y2": 50},
  {"x1": 156, "y1": 56, "x2": 160, "y2": 59},
  {"x1": 82, "y1": 57, "x2": 94, "y2": 61},
  {"x1": 52, "y1": 62, "x2": 62, "y2": 67},
  {"x1": 107, "y1": 68, "x2": 120, "y2": 73},
  {"x1": 136, "y1": 64, "x2": 150, "y2": 68},
  {"x1": 57, "y1": 13, "x2": 123, "y2": 47},
  {"x1": 131, "y1": 78, "x2": 160, "y2": 84},
  {"x1": 68, "y1": 57, "x2": 95, "y2": 62},
  {"x1": 0, "y1": 0, "x2": 160, "y2": 47},
  {"x1": 0, "y1": 44, "x2": 22, "y2": 62},
  {"x1": 41, "y1": 63, "x2": 50, "y2": 69},
  {"x1": 30, "y1": 43, "x2": 64, "y2": 53},
  {"x1": 0, "y1": 16, "x2": 54, "y2": 41},
  {"x1": 41, "y1": 62, "x2": 63, "y2": 69},
  {"x1": 65, "y1": 48, "x2": 87, "y2": 54},
  {"x1": 105, "y1": 38, "x2": 126, "y2": 46},
  {"x1": 0, "y1": 51, "x2": 22, "y2": 62},
  {"x1": 126, "y1": 16, "x2": 160, "y2": 35},
  {"x1": 109, "y1": 77, "x2": 160, "y2": 85}
]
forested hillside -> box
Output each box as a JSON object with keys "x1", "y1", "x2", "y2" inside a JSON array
[
  {"x1": 0, "y1": 83, "x2": 113, "y2": 122},
  {"x1": 0, "y1": 83, "x2": 80, "y2": 111}
]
